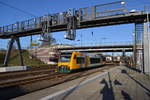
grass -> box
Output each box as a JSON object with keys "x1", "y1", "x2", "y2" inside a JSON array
[{"x1": 0, "y1": 50, "x2": 45, "y2": 67}]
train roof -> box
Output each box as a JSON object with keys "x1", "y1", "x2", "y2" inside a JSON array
[{"x1": 60, "y1": 51, "x2": 103, "y2": 58}]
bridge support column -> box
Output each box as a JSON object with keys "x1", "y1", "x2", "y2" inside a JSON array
[
  {"x1": 4, "y1": 37, "x2": 24, "y2": 66},
  {"x1": 15, "y1": 37, "x2": 24, "y2": 66},
  {"x1": 134, "y1": 22, "x2": 150, "y2": 75},
  {"x1": 134, "y1": 23, "x2": 144, "y2": 72},
  {"x1": 143, "y1": 22, "x2": 150, "y2": 75},
  {"x1": 4, "y1": 38, "x2": 15, "y2": 66}
]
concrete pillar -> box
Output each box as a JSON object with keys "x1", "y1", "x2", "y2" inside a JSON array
[
  {"x1": 134, "y1": 23, "x2": 144, "y2": 72},
  {"x1": 134, "y1": 22, "x2": 150, "y2": 75},
  {"x1": 143, "y1": 22, "x2": 150, "y2": 75}
]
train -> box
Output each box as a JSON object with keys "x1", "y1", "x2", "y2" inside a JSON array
[{"x1": 57, "y1": 52, "x2": 104, "y2": 73}]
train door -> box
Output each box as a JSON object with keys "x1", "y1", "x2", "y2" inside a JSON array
[
  {"x1": 81, "y1": 56, "x2": 85, "y2": 68},
  {"x1": 76, "y1": 56, "x2": 85, "y2": 68},
  {"x1": 85, "y1": 56, "x2": 89, "y2": 67}
]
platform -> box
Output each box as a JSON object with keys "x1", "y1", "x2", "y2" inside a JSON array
[{"x1": 12, "y1": 66, "x2": 150, "y2": 100}]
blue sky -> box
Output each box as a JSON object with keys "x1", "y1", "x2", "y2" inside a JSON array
[{"x1": 0, "y1": 0, "x2": 150, "y2": 49}]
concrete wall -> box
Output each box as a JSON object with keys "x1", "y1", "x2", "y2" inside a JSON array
[{"x1": 0, "y1": 66, "x2": 28, "y2": 72}]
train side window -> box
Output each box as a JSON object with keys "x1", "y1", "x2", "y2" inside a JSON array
[
  {"x1": 77, "y1": 57, "x2": 85, "y2": 64},
  {"x1": 90, "y1": 58, "x2": 100, "y2": 64}
]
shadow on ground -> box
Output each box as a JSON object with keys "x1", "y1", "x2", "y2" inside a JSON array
[
  {"x1": 100, "y1": 72, "x2": 115, "y2": 100},
  {"x1": 121, "y1": 90, "x2": 132, "y2": 100},
  {"x1": 100, "y1": 71, "x2": 133, "y2": 100},
  {"x1": 0, "y1": 86, "x2": 26, "y2": 100},
  {"x1": 100, "y1": 78, "x2": 115, "y2": 100},
  {"x1": 121, "y1": 69, "x2": 150, "y2": 94}
]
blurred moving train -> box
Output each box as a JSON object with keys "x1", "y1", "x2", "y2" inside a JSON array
[{"x1": 57, "y1": 52, "x2": 104, "y2": 73}]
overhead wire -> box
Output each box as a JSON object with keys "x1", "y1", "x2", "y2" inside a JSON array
[
  {"x1": 0, "y1": 1, "x2": 37, "y2": 49},
  {"x1": 0, "y1": 1, "x2": 36, "y2": 17}
]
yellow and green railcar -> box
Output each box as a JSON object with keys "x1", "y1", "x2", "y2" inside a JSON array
[{"x1": 57, "y1": 52, "x2": 104, "y2": 73}]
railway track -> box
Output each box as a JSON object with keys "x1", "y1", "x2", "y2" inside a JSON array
[
  {"x1": 0, "y1": 69, "x2": 56, "y2": 80},
  {"x1": 0, "y1": 73, "x2": 66, "y2": 87},
  {"x1": 0, "y1": 64, "x2": 114, "y2": 88},
  {"x1": 0, "y1": 66, "x2": 56, "y2": 80}
]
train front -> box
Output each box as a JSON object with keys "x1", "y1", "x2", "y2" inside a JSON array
[{"x1": 57, "y1": 53, "x2": 72, "y2": 73}]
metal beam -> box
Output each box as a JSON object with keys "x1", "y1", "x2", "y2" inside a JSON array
[
  {"x1": 0, "y1": 12, "x2": 149, "y2": 39},
  {"x1": 60, "y1": 48, "x2": 133, "y2": 53},
  {"x1": 4, "y1": 38, "x2": 15, "y2": 66},
  {"x1": 3, "y1": 37, "x2": 24, "y2": 66},
  {"x1": 57, "y1": 45, "x2": 133, "y2": 50},
  {"x1": 15, "y1": 37, "x2": 24, "y2": 66}
]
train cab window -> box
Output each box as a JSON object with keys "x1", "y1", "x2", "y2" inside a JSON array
[
  {"x1": 77, "y1": 57, "x2": 85, "y2": 64},
  {"x1": 60, "y1": 56, "x2": 71, "y2": 62}
]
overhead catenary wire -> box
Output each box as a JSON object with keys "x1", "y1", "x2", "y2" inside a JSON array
[
  {"x1": 0, "y1": 1, "x2": 37, "y2": 50},
  {"x1": 0, "y1": 1, "x2": 36, "y2": 17}
]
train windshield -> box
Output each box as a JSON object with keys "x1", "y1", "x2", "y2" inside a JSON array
[{"x1": 59, "y1": 55, "x2": 71, "y2": 62}]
